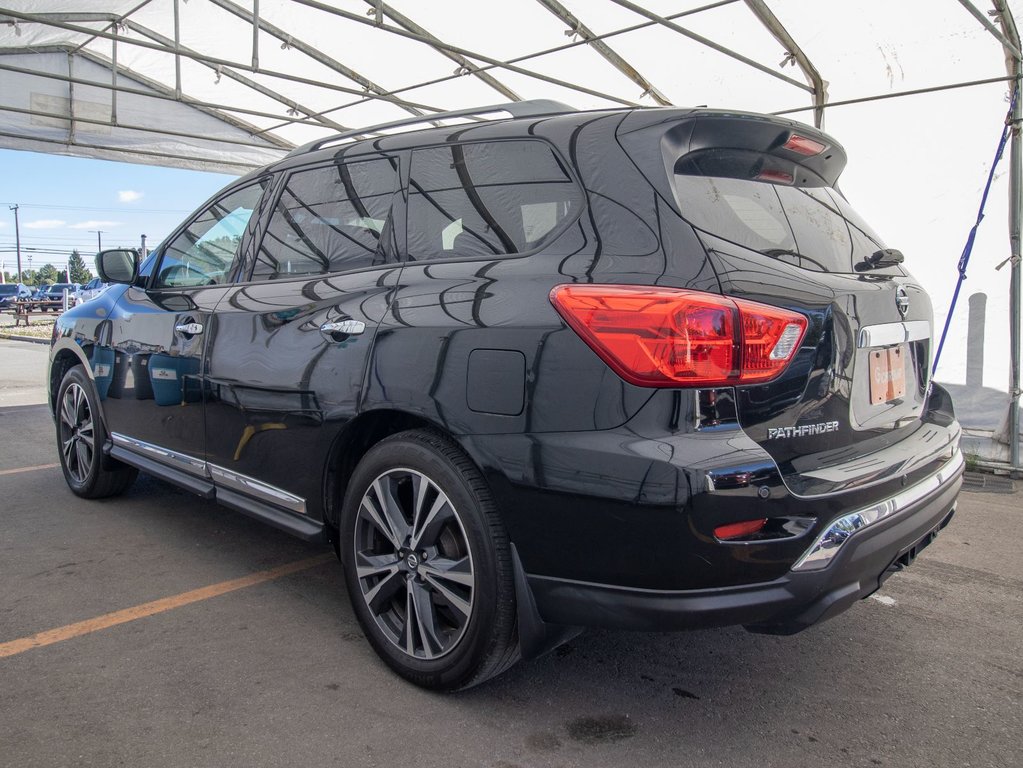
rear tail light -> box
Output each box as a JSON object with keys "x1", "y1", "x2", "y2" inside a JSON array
[{"x1": 549, "y1": 285, "x2": 807, "y2": 387}]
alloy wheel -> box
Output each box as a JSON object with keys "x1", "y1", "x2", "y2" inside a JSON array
[
  {"x1": 353, "y1": 468, "x2": 475, "y2": 660},
  {"x1": 59, "y1": 382, "x2": 95, "y2": 485}
]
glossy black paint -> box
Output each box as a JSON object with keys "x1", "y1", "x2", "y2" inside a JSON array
[{"x1": 49, "y1": 105, "x2": 962, "y2": 635}]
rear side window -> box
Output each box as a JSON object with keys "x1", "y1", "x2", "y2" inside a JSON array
[
  {"x1": 673, "y1": 149, "x2": 885, "y2": 273},
  {"x1": 253, "y1": 156, "x2": 399, "y2": 279},
  {"x1": 406, "y1": 140, "x2": 581, "y2": 261}
]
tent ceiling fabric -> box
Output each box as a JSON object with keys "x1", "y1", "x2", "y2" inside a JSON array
[{"x1": 0, "y1": 0, "x2": 1017, "y2": 173}]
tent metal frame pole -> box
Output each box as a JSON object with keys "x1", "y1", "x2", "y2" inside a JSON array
[
  {"x1": 0, "y1": 10, "x2": 443, "y2": 113},
  {"x1": 995, "y1": 1, "x2": 1022, "y2": 472},
  {"x1": 533, "y1": 0, "x2": 670, "y2": 105},
  {"x1": 771, "y1": 75, "x2": 1013, "y2": 117},
  {"x1": 363, "y1": 0, "x2": 521, "y2": 102},
  {"x1": 608, "y1": 0, "x2": 811, "y2": 92},
  {"x1": 0, "y1": 129, "x2": 263, "y2": 171},
  {"x1": 122, "y1": 21, "x2": 350, "y2": 133},
  {"x1": 0, "y1": 58, "x2": 304, "y2": 141},
  {"x1": 206, "y1": 0, "x2": 429, "y2": 119},
  {"x1": 289, "y1": 0, "x2": 641, "y2": 106},
  {"x1": 175, "y1": 0, "x2": 739, "y2": 138},
  {"x1": 743, "y1": 0, "x2": 827, "y2": 128}
]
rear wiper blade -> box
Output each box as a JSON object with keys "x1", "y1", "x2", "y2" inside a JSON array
[{"x1": 857, "y1": 248, "x2": 904, "y2": 271}]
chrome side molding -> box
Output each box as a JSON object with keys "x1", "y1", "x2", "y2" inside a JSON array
[
  {"x1": 209, "y1": 465, "x2": 306, "y2": 515},
  {"x1": 791, "y1": 449, "x2": 963, "y2": 572},
  {"x1": 111, "y1": 433, "x2": 208, "y2": 476},
  {"x1": 110, "y1": 432, "x2": 306, "y2": 515}
]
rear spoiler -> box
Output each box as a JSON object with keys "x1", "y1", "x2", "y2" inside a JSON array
[{"x1": 616, "y1": 109, "x2": 848, "y2": 212}]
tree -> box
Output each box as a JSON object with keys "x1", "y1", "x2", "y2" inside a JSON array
[
  {"x1": 37, "y1": 264, "x2": 59, "y2": 285},
  {"x1": 68, "y1": 250, "x2": 92, "y2": 284}
]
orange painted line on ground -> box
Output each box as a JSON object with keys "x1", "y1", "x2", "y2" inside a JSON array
[
  {"x1": 0, "y1": 553, "x2": 334, "y2": 659},
  {"x1": 0, "y1": 463, "x2": 59, "y2": 477}
]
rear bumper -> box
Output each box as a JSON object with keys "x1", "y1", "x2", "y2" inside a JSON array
[{"x1": 526, "y1": 450, "x2": 962, "y2": 633}]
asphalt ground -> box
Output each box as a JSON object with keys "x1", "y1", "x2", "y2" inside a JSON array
[{"x1": 1, "y1": 340, "x2": 1020, "y2": 768}]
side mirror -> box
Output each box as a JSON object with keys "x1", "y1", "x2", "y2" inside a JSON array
[{"x1": 96, "y1": 248, "x2": 139, "y2": 284}]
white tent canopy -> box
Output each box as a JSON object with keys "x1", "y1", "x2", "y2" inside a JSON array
[{"x1": 1, "y1": 0, "x2": 1021, "y2": 465}]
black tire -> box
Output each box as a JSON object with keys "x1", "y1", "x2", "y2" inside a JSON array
[
  {"x1": 55, "y1": 365, "x2": 137, "y2": 499},
  {"x1": 340, "y1": 429, "x2": 519, "y2": 690}
]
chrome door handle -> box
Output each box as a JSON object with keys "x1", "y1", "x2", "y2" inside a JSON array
[
  {"x1": 175, "y1": 322, "x2": 204, "y2": 335},
  {"x1": 320, "y1": 320, "x2": 366, "y2": 338}
]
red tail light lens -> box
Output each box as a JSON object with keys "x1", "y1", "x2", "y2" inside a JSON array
[
  {"x1": 549, "y1": 285, "x2": 807, "y2": 387},
  {"x1": 782, "y1": 134, "x2": 827, "y2": 156}
]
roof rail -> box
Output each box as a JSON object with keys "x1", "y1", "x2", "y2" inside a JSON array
[{"x1": 286, "y1": 99, "x2": 575, "y2": 157}]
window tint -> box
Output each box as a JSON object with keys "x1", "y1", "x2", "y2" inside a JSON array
[
  {"x1": 407, "y1": 140, "x2": 581, "y2": 260},
  {"x1": 154, "y1": 182, "x2": 266, "y2": 289},
  {"x1": 253, "y1": 156, "x2": 398, "y2": 279}
]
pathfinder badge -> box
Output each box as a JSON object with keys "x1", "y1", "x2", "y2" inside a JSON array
[{"x1": 767, "y1": 421, "x2": 839, "y2": 440}]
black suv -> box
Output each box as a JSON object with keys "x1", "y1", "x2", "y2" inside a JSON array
[{"x1": 49, "y1": 101, "x2": 962, "y2": 690}]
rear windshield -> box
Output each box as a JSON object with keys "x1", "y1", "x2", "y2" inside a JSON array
[{"x1": 673, "y1": 149, "x2": 886, "y2": 273}]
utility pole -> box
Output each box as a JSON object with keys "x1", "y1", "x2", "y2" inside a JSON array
[
  {"x1": 8, "y1": 204, "x2": 22, "y2": 283},
  {"x1": 140, "y1": 233, "x2": 147, "y2": 258},
  {"x1": 90, "y1": 230, "x2": 104, "y2": 252}
]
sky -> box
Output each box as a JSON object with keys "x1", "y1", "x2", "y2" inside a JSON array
[{"x1": 0, "y1": 148, "x2": 235, "y2": 281}]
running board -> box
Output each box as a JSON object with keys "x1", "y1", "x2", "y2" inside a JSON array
[{"x1": 109, "y1": 444, "x2": 215, "y2": 498}]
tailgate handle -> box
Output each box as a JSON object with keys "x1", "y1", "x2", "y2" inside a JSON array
[{"x1": 174, "y1": 322, "x2": 204, "y2": 335}]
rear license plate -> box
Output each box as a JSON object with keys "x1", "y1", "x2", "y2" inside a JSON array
[{"x1": 869, "y1": 343, "x2": 908, "y2": 404}]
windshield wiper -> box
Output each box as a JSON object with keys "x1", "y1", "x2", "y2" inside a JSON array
[{"x1": 856, "y1": 248, "x2": 904, "y2": 271}]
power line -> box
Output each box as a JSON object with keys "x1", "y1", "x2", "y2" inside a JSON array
[{"x1": 0, "y1": 202, "x2": 191, "y2": 214}]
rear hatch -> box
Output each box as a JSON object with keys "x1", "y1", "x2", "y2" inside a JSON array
[{"x1": 617, "y1": 110, "x2": 959, "y2": 497}]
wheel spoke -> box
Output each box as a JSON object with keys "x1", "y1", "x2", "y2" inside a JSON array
[
  {"x1": 60, "y1": 393, "x2": 76, "y2": 430},
  {"x1": 410, "y1": 491, "x2": 454, "y2": 550},
  {"x1": 409, "y1": 581, "x2": 443, "y2": 659},
  {"x1": 62, "y1": 436, "x2": 76, "y2": 465},
  {"x1": 419, "y1": 556, "x2": 474, "y2": 587},
  {"x1": 362, "y1": 567, "x2": 405, "y2": 615},
  {"x1": 422, "y1": 572, "x2": 472, "y2": 618},
  {"x1": 75, "y1": 440, "x2": 91, "y2": 478},
  {"x1": 402, "y1": 581, "x2": 417, "y2": 656},
  {"x1": 359, "y1": 493, "x2": 401, "y2": 550},
  {"x1": 78, "y1": 418, "x2": 94, "y2": 441},
  {"x1": 355, "y1": 551, "x2": 401, "y2": 579},
  {"x1": 373, "y1": 477, "x2": 410, "y2": 545}
]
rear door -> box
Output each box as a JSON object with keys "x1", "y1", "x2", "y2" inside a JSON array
[{"x1": 202, "y1": 152, "x2": 404, "y2": 523}]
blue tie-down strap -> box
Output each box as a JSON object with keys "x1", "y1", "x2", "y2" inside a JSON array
[{"x1": 933, "y1": 86, "x2": 1018, "y2": 377}]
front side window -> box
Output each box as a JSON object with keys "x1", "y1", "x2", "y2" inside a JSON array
[
  {"x1": 253, "y1": 156, "x2": 399, "y2": 280},
  {"x1": 406, "y1": 140, "x2": 582, "y2": 261},
  {"x1": 154, "y1": 182, "x2": 266, "y2": 289}
]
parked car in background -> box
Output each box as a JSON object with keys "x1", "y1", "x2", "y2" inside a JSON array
[
  {"x1": 78, "y1": 277, "x2": 109, "y2": 303},
  {"x1": 32, "y1": 285, "x2": 51, "y2": 300},
  {"x1": 0, "y1": 282, "x2": 32, "y2": 307},
  {"x1": 43, "y1": 283, "x2": 81, "y2": 306},
  {"x1": 48, "y1": 101, "x2": 963, "y2": 691}
]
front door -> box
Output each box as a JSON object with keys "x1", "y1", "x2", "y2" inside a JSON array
[{"x1": 101, "y1": 180, "x2": 271, "y2": 471}]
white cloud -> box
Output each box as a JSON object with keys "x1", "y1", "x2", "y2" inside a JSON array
[
  {"x1": 118, "y1": 190, "x2": 143, "y2": 203},
  {"x1": 25, "y1": 219, "x2": 66, "y2": 229},
  {"x1": 69, "y1": 220, "x2": 121, "y2": 229}
]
